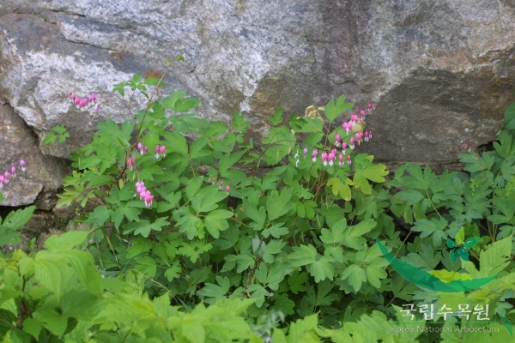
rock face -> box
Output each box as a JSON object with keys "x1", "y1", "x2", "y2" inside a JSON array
[{"x1": 1, "y1": 0, "x2": 515, "y2": 209}]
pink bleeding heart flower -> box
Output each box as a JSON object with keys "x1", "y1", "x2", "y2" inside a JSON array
[
  {"x1": 126, "y1": 156, "x2": 135, "y2": 170},
  {"x1": 321, "y1": 152, "x2": 328, "y2": 167},
  {"x1": 355, "y1": 132, "x2": 363, "y2": 145},
  {"x1": 312, "y1": 149, "x2": 318, "y2": 162}
]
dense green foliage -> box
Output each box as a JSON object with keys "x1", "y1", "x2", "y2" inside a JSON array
[{"x1": 1, "y1": 62, "x2": 515, "y2": 342}]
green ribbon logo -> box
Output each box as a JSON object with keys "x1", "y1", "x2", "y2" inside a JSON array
[{"x1": 376, "y1": 239, "x2": 498, "y2": 292}]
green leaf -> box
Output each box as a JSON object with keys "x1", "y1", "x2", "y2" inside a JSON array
[
  {"x1": 134, "y1": 256, "x2": 157, "y2": 277},
  {"x1": 177, "y1": 214, "x2": 201, "y2": 239},
  {"x1": 270, "y1": 107, "x2": 284, "y2": 126},
  {"x1": 156, "y1": 190, "x2": 181, "y2": 213},
  {"x1": 134, "y1": 217, "x2": 169, "y2": 238},
  {"x1": 197, "y1": 276, "x2": 231, "y2": 299},
  {"x1": 164, "y1": 132, "x2": 188, "y2": 156},
  {"x1": 34, "y1": 249, "x2": 103, "y2": 300},
  {"x1": 2, "y1": 206, "x2": 36, "y2": 230},
  {"x1": 232, "y1": 111, "x2": 251, "y2": 132},
  {"x1": 242, "y1": 199, "x2": 266, "y2": 227},
  {"x1": 411, "y1": 217, "x2": 448, "y2": 246},
  {"x1": 320, "y1": 220, "x2": 346, "y2": 245},
  {"x1": 394, "y1": 189, "x2": 424, "y2": 205},
  {"x1": 165, "y1": 262, "x2": 181, "y2": 281},
  {"x1": 262, "y1": 222, "x2": 289, "y2": 238},
  {"x1": 192, "y1": 186, "x2": 226, "y2": 213},
  {"x1": 204, "y1": 209, "x2": 233, "y2": 238},
  {"x1": 44, "y1": 230, "x2": 89, "y2": 251},
  {"x1": 324, "y1": 94, "x2": 353, "y2": 123},
  {"x1": 503, "y1": 102, "x2": 515, "y2": 130},
  {"x1": 302, "y1": 132, "x2": 324, "y2": 147},
  {"x1": 225, "y1": 253, "x2": 255, "y2": 273},
  {"x1": 288, "y1": 245, "x2": 317, "y2": 267},
  {"x1": 479, "y1": 235, "x2": 512, "y2": 277},
  {"x1": 111, "y1": 202, "x2": 141, "y2": 229},
  {"x1": 455, "y1": 227, "x2": 465, "y2": 245},
  {"x1": 262, "y1": 240, "x2": 287, "y2": 263},
  {"x1": 341, "y1": 264, "x2": 366, "y2": 292},
  {"x1": 218, "y1": 151, "x2": 246, "y2": 176},
  {"x1": 326, "y1": 177, "x2": 352, "y2": 201},
  {"x1": 266, "y1": 188, "x2": 293, "y2": 221},
  {"x1": 342, "y1": 219, "x2": 376, "y2": 250},
  {"x1": 162, "y1": 89, "x2": 186, "y2": 109},
  {"x1": 22, "y1": 318, "x2": 43, "y2": 339},
  {"x1": 288, "y1": 270, "x2": 308, "y2": 294},
  {"x1": 41, "y1": 131, "x2": 56, "y2": 145},
  {"x1": 294, "y1": 117, "x2": 324, "y2": 133},
  {"x1": 188, "y1": 136, "x2": 208, "y2": 157},
  {"x1": 97, "y1": 119, "x2": 131, "y2": 147},
  {"x1": 353, "y1": 163, "x2": 389, "y2": 194},
  {"x1": 185, "y1": 176, "x2": 204, "y2": 201},
  {"x1": 174, "y1": 96, "x2": 200, "y2": 112},
  {"x1": 307, "y1": 257, "x2": 334, "y2": 282}
]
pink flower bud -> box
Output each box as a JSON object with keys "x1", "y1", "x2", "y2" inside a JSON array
[
  {"x1": 303, "y1": 147, "x2": 308, "y2": 156},
  {"x1": 360, "y1": 109, "x2": 365, "y2": 120},
  {"x1": 159, "y1": 145, "x2": 166, "y2": 157},
  {"x1": 347, "y1": 155, "x2": 352, "y2": 165},
  {"x1": 350, "y1": 137, "x2": 355, "y2": 150},
  {"x1": 219, "y1": 181, "x2": 224, "y2": 190},
  {"x1": 0, "y1": 175, "x2": 4, "y2": 189},
  {"x1": 74, "y1": 97, "x2": 81, "y2": 106},
  {"x1": 339, "y1": 153, "x2": 344, "y2": 166},
  {"x1": 351, "y1": 114, "x2": 359, "y2": 123},
  {"x1": 226, "y1": 185, "x2": 230, "y2": 194},
  {"x1": 137, "y1": 142, "x2": 144, "y2": 154},
  {"x1": 94, "y1": 103, "x2": 101, "y2": 112},
  {"x1": 11, "y1": 165, "x2": 16, "y2": 176},
  {"x1": 20, "y1": 159, "x2": 26, "y2": 172}
]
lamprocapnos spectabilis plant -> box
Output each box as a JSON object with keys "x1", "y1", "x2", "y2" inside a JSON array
[{"x1": 53, "y1": 55, "x2": 393, "y2": 329}]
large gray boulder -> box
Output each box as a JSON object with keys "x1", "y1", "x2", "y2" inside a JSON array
[{"x1": 1, "y1": 0, "x2": 515, "y2": 208}]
